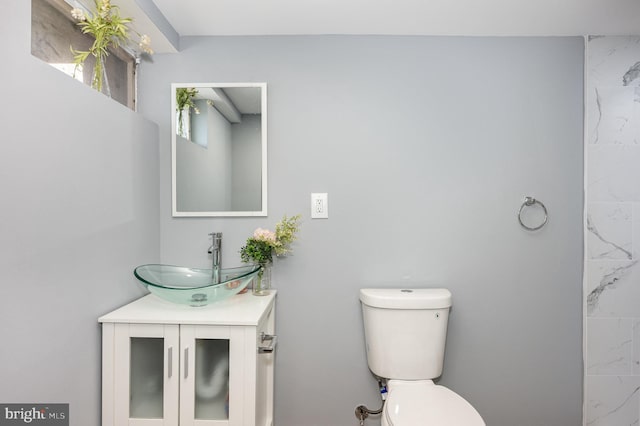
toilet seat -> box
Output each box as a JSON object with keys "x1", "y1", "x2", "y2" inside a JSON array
[{"x1": 383, "y1": 380, "x2": 485, "y2": 426}]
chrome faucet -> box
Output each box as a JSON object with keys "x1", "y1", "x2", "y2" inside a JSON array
[{"x1": 207, "y1": 232, "x2": 222, "y2": 284}]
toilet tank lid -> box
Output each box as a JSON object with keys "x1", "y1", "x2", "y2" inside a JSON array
[{"x1": 359, "y1": 288, "x2": 452, "y2": 309}]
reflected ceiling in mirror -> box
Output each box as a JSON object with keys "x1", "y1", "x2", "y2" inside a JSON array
[{"x1": 171, "y1": 83, "x2": 267, "y2": 217}]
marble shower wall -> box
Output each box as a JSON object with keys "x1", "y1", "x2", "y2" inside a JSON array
[{"x1": 586, "y1": 36, "x2": 640, "y2": 426}]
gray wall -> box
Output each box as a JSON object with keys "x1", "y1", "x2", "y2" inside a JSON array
[
  {"x1": 177, "y1": 108, "x2": 261, "y2": 212},
  {"x1": 139, "y1": 35, "x2": 584, "y2": 426},
  {"x1": 177, "y1": 101, "x2": 232, "y2": 211},
  {"x1": 231, "y1": 114, "x2": 262, "y2": 211},
  {"x1": 1, "y1": 1, "x2": 160, "y2": 425}
]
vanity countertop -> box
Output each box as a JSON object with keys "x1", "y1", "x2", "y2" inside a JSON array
[{"x1": 99, "y1": 291, "x2": 276, "y2": 326}]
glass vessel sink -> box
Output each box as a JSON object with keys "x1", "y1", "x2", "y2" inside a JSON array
[{"x1": 134, "y1": 264, "x2": 260, "y2": 306}]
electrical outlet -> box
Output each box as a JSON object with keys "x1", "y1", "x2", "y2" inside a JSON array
[{"x1": 311, "y1": 193, "x2": 328, "y2": 219}]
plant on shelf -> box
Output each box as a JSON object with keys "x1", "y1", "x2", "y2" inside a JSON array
[
  {"x1": 176, "y1": 88, "x2": 199, "y2": 137},
  {"x1": 240, "y1": 215, "x2": 302, "y2": 295},
  {"x1": 70, "y1": 0, "x2": 153, "y2": 93}
]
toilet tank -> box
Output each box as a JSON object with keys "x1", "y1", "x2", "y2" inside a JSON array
[{"x1": 360, "y1": 288, "x2": 452, "y2": 380}]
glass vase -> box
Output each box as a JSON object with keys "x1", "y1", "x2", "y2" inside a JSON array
[
  {"x1": 253, "y1": 264, "x2": 271, "y2": 296},
  {"x1": 92, "y1": 56, "x2": 111, "y2": 97}
]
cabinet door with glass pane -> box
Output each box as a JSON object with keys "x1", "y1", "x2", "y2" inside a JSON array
[
  {"x1": 100, "y1": 293, "x2": 276, "y2": 426},
  {"x1": 105, "y1": 323, "x2": 180, "y2": 426},
  {"x1": 179, "y1": 325, "x2": 245, "y2": 426}
]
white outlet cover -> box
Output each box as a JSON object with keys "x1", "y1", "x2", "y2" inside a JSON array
[{"x1": 311, "y1": 193, "x2": 328, "y2": 219}]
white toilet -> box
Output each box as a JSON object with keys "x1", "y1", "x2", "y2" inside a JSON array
[{"x1": 360, "y1": 288, "x2": 485, "y2": 426}]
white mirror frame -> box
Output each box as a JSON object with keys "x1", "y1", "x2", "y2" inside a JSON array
[{"x1": 171, "y1": 82, "x2": 268, "y2": 217}]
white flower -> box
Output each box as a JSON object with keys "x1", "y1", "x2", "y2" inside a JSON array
[
  {"x1": 139, "y1": 34, "x2": 154, "y2": 55},
  {"x1": 99, "y1": 0, "x2": 111, "y2": 16},
  {"x1": 253, "y1": 228, "x2": 277, "y2": 244},
  {"x1": 71, "y1": 8, "x2": 86, "y2": 21}
]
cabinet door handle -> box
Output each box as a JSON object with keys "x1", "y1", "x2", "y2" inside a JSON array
[
  {"x1": 258, "y1": 333, "x2": 278, "y2": 354},
  {"x1": 168, "y1": 347, "x2": 173, "y2": 378},
  {"x1": 184, "y1": 347, "x2": 189, "y2": 379}
]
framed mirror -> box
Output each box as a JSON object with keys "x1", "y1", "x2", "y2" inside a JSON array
[{"x1": 171, "y1": 82, "x2": 267, "y2": 217}]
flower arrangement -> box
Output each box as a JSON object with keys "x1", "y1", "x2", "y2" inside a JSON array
[
  {"x1": 240, "y1": 215, "x2": 302, "y2": 267},
  {"x1": 70, "y1": 0, "x2": 153, "y2": 93},
  {"x1": 176, "y1": 88, "x2": 199, "y2": 136},
  {"x1": 240, "y1": 214, "x2": 301, "y2": 295}
]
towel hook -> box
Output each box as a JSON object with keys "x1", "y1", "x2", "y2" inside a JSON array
[{"x1": 518, "y1": 196, "x2": 548, "y2": 231}]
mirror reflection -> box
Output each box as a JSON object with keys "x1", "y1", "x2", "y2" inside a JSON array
[{"x1": 171, "y1": 83, "x2": 267, "y2": 217}]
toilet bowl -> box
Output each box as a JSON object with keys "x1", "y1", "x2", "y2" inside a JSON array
[
  {"x1": 360, "y1": 288, "x2": 485, "y2": 426},
  {"x1": 382, "y1": 380, "x2": 484, "y2": 426}
]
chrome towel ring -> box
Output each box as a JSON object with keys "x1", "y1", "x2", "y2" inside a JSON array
[{"x1": 518, "y1": 196, "x2": 548, "y2": 231}]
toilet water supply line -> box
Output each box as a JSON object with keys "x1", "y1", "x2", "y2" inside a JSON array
[{"x1": 355, "y1": 379, "x2": 386, "y2": 425}]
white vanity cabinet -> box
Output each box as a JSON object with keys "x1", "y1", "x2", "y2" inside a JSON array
[{"x1": 99, "y1": 292, "x2": 276, "y2": 426}]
